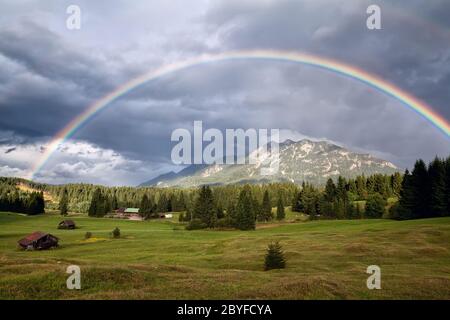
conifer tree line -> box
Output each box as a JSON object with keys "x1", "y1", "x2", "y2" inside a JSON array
[
  {"x1": 291, "y1": 172, "x2": 404, "y2": 219},
  {"x1": 0, "y1": 178, "x2": 45, "y2": 215},
  {"x1": 85, "y1": 186, "x2": 190, "y2": 218},
  {"x1": 185, "y1": 185, "x2": 279, "y2": 230},
  {"x1": 392, "y1": 157, "x2": 450, "y2": 220},
  {"x1": 48, "y1": 184, "x2": 192, "y2": 215},
  {"x1": 20, "y1": 180, "x2": 297, "y2": 217}
]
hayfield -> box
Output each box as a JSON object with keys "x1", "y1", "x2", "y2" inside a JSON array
[{"x1": 0, "y1": 212, "x2": 449, "y2": 299}]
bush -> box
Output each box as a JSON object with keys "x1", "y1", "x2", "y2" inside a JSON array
[
  {"x1": 185, "y1": 218, "x2": 207, "y2": 230},
  {"x1": 264, "y1": 241, "x2": 286, "y2": 271},
  {"x1": 387, "y1": 202, "x2": 406, "y2": 220},
  {"x1": 365, "y1": 193, "x2": 386, "y2": 218},
  {"x1": 112, "y1": 227, "x2": 121, "y2": 238},
  {"x1": 215, "y1": 217, "x2": 234, "y2": 228},
  {"x1": 84, "y1": 231, "x2": 92, "y2": 239}
]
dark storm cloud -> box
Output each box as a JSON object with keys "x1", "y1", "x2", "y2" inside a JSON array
[
  {"x1": 0, "y1": 21, "x2": 118, "y2": 93},
  {"x1": 0, "y1": 20, "x2": 124, "y2": 140}
]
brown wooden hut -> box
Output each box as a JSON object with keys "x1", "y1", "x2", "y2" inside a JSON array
[
  {"x1": 18, "y1": 232, "x2": 59, "y2": 250},
  {"x1": 58, "y1": 220, "x2": 76, "y2": 229}
]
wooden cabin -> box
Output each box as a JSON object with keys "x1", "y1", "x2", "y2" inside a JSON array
[
  {"x1": 18, "y1": 232, "x2": 59, "y2": 250},
  {"x1": 58, "y1": 220, "x2": 76, "y2": 229}
]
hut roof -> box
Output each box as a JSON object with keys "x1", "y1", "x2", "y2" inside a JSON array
[
  {"x1": 60, "y1": 220, "x2": 75, "y2": 226},
  {"x1": 18, "y1": 231, "x2": 57, "y2": 247},
  {"x1": 125, "y1": 208, "x2": 140, "y2": 213}
]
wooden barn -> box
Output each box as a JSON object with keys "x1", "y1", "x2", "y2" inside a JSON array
[
  {"x1": 18, "y1": 232, "x2": 59, "y2": 250},
  {"x1": 58, "y1": 220, "x2": 76, "y2": 229}
]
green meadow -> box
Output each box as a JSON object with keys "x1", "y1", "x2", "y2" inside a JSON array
[{"x1": 0, "y1": 212, "x2": 449, "y2": 300}]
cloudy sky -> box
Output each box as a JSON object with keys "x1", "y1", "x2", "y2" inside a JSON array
[{"x1": 0, "y1": 0, "x2": 449, "y2": 186}]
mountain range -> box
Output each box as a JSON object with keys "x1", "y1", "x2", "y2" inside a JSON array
[{"x1": 140, "y1": 139, "x2": 400, "y2": 187}]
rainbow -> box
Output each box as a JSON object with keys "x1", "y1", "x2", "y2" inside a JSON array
[{"x1": 29, "y1": 49, "x2": 450, "y2": 180}]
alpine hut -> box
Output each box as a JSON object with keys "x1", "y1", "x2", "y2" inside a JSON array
[
  {"x1": 18, "y1": 232, "x2": 59, "y2": 250},
  {"x1": 58, "y1": 220, "x2": 76, "y2": 229}
]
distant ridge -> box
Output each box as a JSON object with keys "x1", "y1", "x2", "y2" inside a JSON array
[{"x1": 140, "y1": 139, "x2": 400, "y2": 187}]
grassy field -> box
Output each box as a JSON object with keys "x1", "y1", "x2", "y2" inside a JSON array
[{"x1": 0, "y1": 212, "x2": 449, "y2": 300}]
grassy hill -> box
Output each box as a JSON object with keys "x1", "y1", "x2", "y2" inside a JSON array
[{"x1": 0, "y1": 212, "x2": 449, "y2": 299}]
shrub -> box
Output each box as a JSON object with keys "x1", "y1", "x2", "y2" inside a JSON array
[
  {"x1": 215, "y1": 217, "x2": 234, "y2": 228},
  {"x1": 84, "y1": 231, "x2": 92, "y2": 239},
  {"x1": 185, "y1": 218, "x2": 207, "y2": 230},
  {"x1": 276, "y1": 197, "x2": 285, "y2": 221},
  {"x1": 387, "y1": 202, "x2": 404, "y2": 220},
  {"x1": 112, "y1": 227, "x2": 121, "y2": 238},
  {"x1": 264, "y1": 241, "x2": 286, "y2": 271},
  {"x1": 365, "y1": 193, "x2": 386, "y2": 218}
]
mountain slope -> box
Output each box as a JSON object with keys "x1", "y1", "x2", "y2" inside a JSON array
[{"x1": 140, "y1": 139, "x2": 399, "y2": 187}]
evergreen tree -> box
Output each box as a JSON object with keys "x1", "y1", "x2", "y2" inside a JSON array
[
  {"x1": 173, "y1": 192, "x2": 186, "y2": 212},
  {"x1": 90, "y1": 191, "x2": 109, "y2": 217},
  {"x1": 356, "y1": 175, "x2": 368, "y2": 199},
  {"x1": 140, "y1": 194, "x2": 152, "y2": 218},
  {"x1": 26, "y1": 192, "x2": 45, "y2": 215},
  {"x1": 428, "y1": 157, "x2": 447, "y2": 217},
  {"x1": 111, "y1": 194, "x2": 118, "y2": 211},
  {"x1": 11, "y1": 190, "x2": 20, "y2": 212},
  {"x1": 324, "y1": 178, "x2": 336, "y2": 202},
  {"x1": 335, "y1": 199, "x2": 346, "y2": 219},
  {"x1": 216, "y1": 203, "x2": 225, "y2": 219},
  {"x1": 102, "y1": 194, "x2": 111, "y2": 216},
  {"x1": 347, "y1": 202, "x2": 357, "y2": 219},
  {"x1": 157, "y1": 193, "x2": 169, "y2": 213},
  {"x1": 226, "y1": 201, "x2": 237, "y2": 227},
  {"x1": 264, "y1": 241, "x2": 286, "y2": 270},
  {"x1": 318, "y1": 194, "x2": 334, "y2": 219},
  {"x1": 336, "y1": 177, "x2": 349, "y2": 203},
  {"x1": 253, "y1": 197, "x2": 263, "y2": 222},
  {"x1": 236, "y1": 186, "x2": 256, "y2": 230},
  {"x1": 193, "y1": 186, "x2": 217, "y2": 228},
  {"x1": 59, "y1": 188, "x2": 69, "y2": 216},
  {"x1": 276, "y1": 195, "x2": 285, "y2": 220},
  {"x1": 302, "y1": 183, "x2": 318, "y2": 217},
  {"x1": 262, "y1": 190, "x2": 273, "y2": 221},
  {"x1": 366, "y1": 176, "x2": 376, "y2": 194},
  {"x1": 88, "y1": 188, "x2": 102, "y2": 217},
  {"x1": 396, "y1": 170, "x2": 415, "y2": 219},
  {"x1": 291, "y1": 190, "x2": 304, "y2": 212},
  {"x1": 391, "y1": 172, "x2": 403, "y2": 197},
  {"x1": 309, "y1": 200, "x2": 317, "y2": 220},
  {"x1": 112, "y1": 227, "x2": 121, "y2": 239},
  {"x1": 446, "y1": 157, "x2": 450, "y2": 216},
  {"x1": 185, "y1": 205, "x2": 193, "y2": 222},
  {"x1": 411, "y1": 160, "x2": 430, "y2": 218},
  {"x1": 348, "y1": 179, "x2": 357, "y2": 196},
  {"x1": 336, "y1": 177, "x2": 349, "y2": 218}
]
